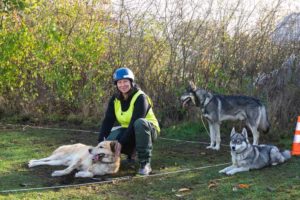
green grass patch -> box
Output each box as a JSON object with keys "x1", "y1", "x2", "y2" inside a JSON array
[
  {"x1": 0, "y1": 122, "x2": 299, "y2": 199},
  {"x1": 161, "y1": 120, "x2": 209, "y2": 141}
]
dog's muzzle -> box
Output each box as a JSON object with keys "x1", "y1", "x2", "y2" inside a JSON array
[
  {"x1": 181, "y1": 97, "x2": 191, "y2": 107},
  {"x1": 92, "y1": 153, "x2": 105, "y2": 162}
]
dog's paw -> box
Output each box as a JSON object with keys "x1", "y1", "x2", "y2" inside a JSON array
[
  {"x1": 219, "y1": 169, "x2": 226, "y2": 174},
  {"x1": 207, "y1": 146, "x2": 220, "y2": 151},
  {"x1": 226, "y1": 171, "x2": 236, "y2": 176},
  {"x1": 28, "y1": 160, "x2": 36, "y2": 168},
  {"x1": 212, "y1": 146, "x2": 220, "y2": 151},
  {"x1": 75, "y1": 171, "x2": 93, "y2": 178},
  {"x1": 51, "y1": 170, "x2": 66, "y2": 177},
  {"x1": 75, "y1": 171, "x2": 86, "y2": 177}
]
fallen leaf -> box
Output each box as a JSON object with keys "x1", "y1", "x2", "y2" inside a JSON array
[
  {"x1": 208, "y1": 180, "x2": 218, "y2": 189},
  {"x1": 178, "y1": 188, "x2": 190, "y2": 192},
  {"x1": 208, "y1": 183, "x2": 217, "y2": 189},
  {"x1": 237, "y1": 184, "x2": 250, "y2": 189}
]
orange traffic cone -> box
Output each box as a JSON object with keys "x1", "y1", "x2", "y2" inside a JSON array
[{"x1": 292, "y1": 116, "x2": 300, "y2": 155}]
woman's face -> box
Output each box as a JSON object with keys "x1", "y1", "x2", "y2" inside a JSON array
[{"x1": 116, "y1": 79, "x2": 132, "y2": 94}]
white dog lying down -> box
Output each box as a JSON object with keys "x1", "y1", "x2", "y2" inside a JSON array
[{"x1": 28, "y1": 140, "x2": 121, "y2": 178}]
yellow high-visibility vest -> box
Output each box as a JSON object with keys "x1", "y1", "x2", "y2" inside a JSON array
[{"x1": 114, "y1": 90, "x2": 160, "y2": 133}]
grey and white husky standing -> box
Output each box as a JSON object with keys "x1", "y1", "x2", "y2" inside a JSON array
[
  {"x1": 180, "y1": 82, "x2": 270, "y2": 150},
  {"x1": 219, "y1": 128, "x2": 291, "y2": 175}
]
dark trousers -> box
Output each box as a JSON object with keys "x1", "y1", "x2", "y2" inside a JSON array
[{"x1": 107, "y1": 118, "x2": 157, "y2": 163}]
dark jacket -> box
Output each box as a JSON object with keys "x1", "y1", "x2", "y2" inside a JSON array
[{"x1": 98, "y1": 87, "x2": 150, "y2": 146}]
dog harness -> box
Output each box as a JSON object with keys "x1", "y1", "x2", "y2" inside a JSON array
[{"x1": 114, "y1": 90, "x2": 160, "y2": 132}]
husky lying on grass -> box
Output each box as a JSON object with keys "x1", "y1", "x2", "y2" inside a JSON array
[
  {"x1": 180, "y1": 81, "x2": 270, "y2": 150},
  {"x1": 28, "y1": 140, "x2": 121, "y2": 178},
  {"x1": 219, "y1": 128, "x2": 291, "y2": 175}
]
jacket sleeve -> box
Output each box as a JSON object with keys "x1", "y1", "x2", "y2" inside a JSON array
[
  {"x1": 98, "y1": 96, "x2": 116, "y2": 142},
  {"x1": 118, "y1": 94, "x2": 149, "y2": 145}
]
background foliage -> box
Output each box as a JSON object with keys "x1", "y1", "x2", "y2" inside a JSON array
[{"x1": 0, "y1": 0, "x2": 299, "y2": 134}]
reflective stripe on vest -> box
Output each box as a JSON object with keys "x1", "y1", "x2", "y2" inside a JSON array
[{"x1": 114, "y1": 90, "x2": 160, "y2": 133}]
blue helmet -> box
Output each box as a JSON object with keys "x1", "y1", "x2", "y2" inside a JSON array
[{"x1": 113, "y1": 67, "x2": 135, "y2": 84}]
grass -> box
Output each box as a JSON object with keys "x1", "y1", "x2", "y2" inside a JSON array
[{"x1": 0, "y1": 122, "x2": 300, "y2": 199}]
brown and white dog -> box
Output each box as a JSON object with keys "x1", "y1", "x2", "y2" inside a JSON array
[{"x1": 28, "y1": 140, "x2": 121, "y2": 178}]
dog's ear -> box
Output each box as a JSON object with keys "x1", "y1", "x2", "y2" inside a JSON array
[
  {"x1": 188, "y1": 81, "x2": 197, "y2": 91},
  {"x1": 110, "y1": 141, "x2": 121, "y2": 158},
  {"x1": 241, "y1": 128, "x2": 248, "y2": 139},
  {"x1": 230, "y1": 127, "x2": 236, "y2": 137},
  {"x1": 110, "y1": 141, "x2": 117, "y2": 152}
]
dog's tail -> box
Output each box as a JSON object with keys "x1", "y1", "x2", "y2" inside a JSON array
[
  {"x1": 258, "y1": 105, "x2": 270, "y2": 133},
  {"x1": 281, "y1": 150, "x2": 292, "y2": 161}
]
